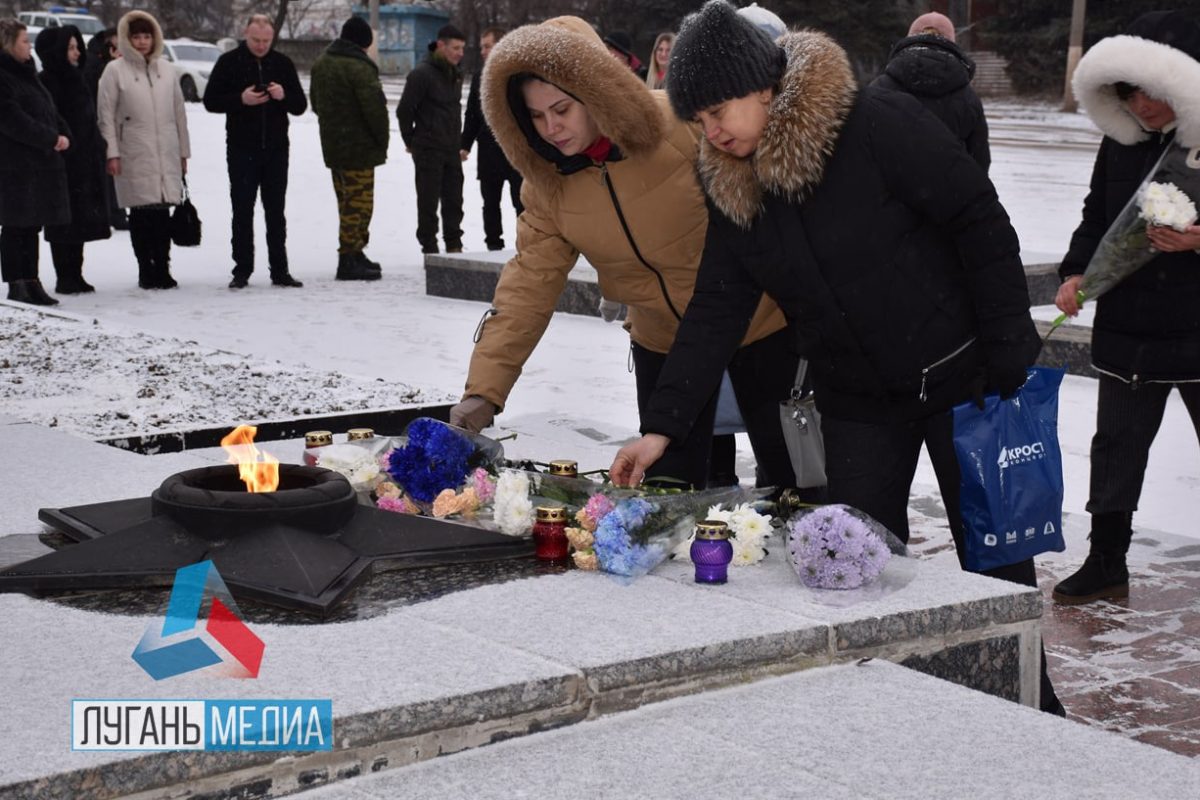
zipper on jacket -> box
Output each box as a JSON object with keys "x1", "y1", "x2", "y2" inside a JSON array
[
  {"x1": 258, "y1": 60, "x2": 266, "y2": 150},
  {"x1": 919, "y1": 336, "x2": 976, "y2": 402},
  {"x1": 599, "y1": 163, "x2": 683, "y2": 321},
  {"x1": 473, "y1": 307, "x2": 497, "y2": 343}
]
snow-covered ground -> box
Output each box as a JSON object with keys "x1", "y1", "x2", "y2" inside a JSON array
[{"x1": 1, "y1": 97, "x2": 1196, "y2": 540}]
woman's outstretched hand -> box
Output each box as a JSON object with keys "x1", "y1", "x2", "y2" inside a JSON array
[{"x1": 609, "y1": 434, "x2": 670, "y2": 487}]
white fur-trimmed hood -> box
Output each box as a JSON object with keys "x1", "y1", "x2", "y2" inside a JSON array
[{"x1": 1073, "y1": 34, "x2": 1200, "y2": 147}]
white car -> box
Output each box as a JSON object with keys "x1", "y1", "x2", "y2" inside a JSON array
[
  {"x1": 162, "y1": 39, "x2": 222, "y2": 102},
  {"x1": 17, "y1": 9, "x2": 106, "y2": 41}
]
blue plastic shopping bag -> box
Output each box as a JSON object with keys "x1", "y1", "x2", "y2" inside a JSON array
[{"x1": 951, "y1": 366, "x2": 1067, "y2": 571}]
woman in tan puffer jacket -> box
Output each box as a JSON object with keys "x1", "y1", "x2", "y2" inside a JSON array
[
  {"x1": 97, "y1": 10, "x2": 190, "y2": 289},
  {"x1": 448, "y1": 16, "x2": 798, "y2": 491}
]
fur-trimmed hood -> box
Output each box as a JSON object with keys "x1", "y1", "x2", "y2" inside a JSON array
[
  {"x1": 35, "y1": 25, "x2": 87, "y2": 76},
  {"x1": 1073, "y1": 11, "x2": 1200, "y2": 148},
  {"x1": 481, "y1": 16, "x2": 664, "y2": 190},
  {"x1": 116, "y1": 10, "x2": 164, "y2": 63},
  {"x1": 698, "y1": 30, "x2": 856, "y2": 229}
]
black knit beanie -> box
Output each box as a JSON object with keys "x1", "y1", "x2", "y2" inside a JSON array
[
  {"x1": 667, "y1": 0, "x2": 787, "y2": 121},
  {"x1": 341, "y1": 16, "x2": 373, "y2": 49}
]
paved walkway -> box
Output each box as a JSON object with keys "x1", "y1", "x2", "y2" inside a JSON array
[
  {"x1": 909, "y1": 499, "x2": 1200, "y2": 759},
  {"x1": 1038, "y1": 538, "x2": 1200, "y2": 757}
]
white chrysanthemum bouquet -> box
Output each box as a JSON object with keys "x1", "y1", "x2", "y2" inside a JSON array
[
  {"x1": 672, "y1": 502, "x2": 773, "y2": 566},
  {"x1": 1138, "y1": 181, "x2": 1198, "y2": 231},
  {"x1": 1050, "y1": 145, "x2": 1200, "y2": 333}
]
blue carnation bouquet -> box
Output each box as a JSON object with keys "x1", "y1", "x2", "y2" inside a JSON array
[{"x1": 385, "y1": 418, "x2": 500, "y2": 504}]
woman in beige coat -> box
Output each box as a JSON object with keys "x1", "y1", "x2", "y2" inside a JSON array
[
  {"x1": 448, "y1": 16, "x2": 798, "y2": 492},
  {"x1": 97, "y1": 10, "x2": 189, "y2": 289}
]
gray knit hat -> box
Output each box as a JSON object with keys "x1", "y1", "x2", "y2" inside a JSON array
[{"x1": 667, "y1": 0, "x2": 787, "y2": 120}]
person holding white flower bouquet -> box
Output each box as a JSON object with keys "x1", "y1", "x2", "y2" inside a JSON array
[{"x1": 1052, "y1": 11, "x2": 1200, "y2": 605}]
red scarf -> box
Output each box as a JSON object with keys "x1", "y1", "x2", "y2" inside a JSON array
[{"x1": 583, "y1": 136, "x2": 613, "y2": 163}]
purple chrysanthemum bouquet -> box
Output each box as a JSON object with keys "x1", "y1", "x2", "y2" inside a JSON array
[{"x1": 785, "y1": 505, "x2": 904, "y2": 590}]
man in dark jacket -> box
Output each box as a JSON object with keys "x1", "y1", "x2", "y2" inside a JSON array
[
  {"x1": 1051, "y1": 11, "x2": 1200, "y2": 605},
  {"x1": 397, "y1": 23, "x2": 466, "y2": 254},
  {"x1": 871, "y1": 12, "x2": 990, "y2": 172},
  {"x1": 203, "y1": 14, "x2": 306, "y2": 289},
  {"x1": 459, "y1": 27, "x2": 522, "y2": 251},
  {"x1": 309, "y1": 16, "x2": 388, "y2": 281}
]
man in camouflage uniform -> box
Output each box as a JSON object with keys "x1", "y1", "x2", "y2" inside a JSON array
[{"x1": 310, "y1": 16, "x2": 388, "y2": 280}]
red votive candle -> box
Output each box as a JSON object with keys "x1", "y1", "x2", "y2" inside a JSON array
[{"x1": 532, "y1": 506, "x2": 570, "y2": 560}]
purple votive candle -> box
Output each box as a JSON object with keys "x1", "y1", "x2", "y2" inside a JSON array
[{"x1": 691, "y1": 520, "x2": 733, "y2": 584}]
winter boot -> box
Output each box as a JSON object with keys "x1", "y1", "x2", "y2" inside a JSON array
[
  {"x1": 154, "y1": 234, "x2": 177, "y2": 289},
  {"x1": 336, "y1": 253, "x2": 381, "y2": 281},
  {"x1": 354, "y1": 252, "x2": 382, "y2": 273},
  {"x1": 1052, "y1": 512, "x2": 1132, "y2": 605},
  {"x1": 8, "y1": 279, "x2": 60, "y2": 306}
]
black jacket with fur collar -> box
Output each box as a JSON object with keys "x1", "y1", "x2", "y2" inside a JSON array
[
  {"x1": 641, "y1": 31, "x2": 1039, "y2": 434},
  {"x1": 1062, "y1": 11, "x2": 1200, "y2": 383}
]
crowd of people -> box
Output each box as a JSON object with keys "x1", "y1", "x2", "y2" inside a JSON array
[{"x1": 3, "y1": 3, "x2": 1198, "y2": 719}]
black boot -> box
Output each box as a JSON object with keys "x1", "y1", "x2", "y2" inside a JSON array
[
  {"x1": 336, "y1": 253, "x2": 381, "y2": 281},
  {"x1": 8, "y1": 279, "x2": 60, "y2": 306},
  {"x1": 1052, "y1": 512, "x2": 1132, "y2": 605},
  {"x1": 355, "y1": 252, "x2": 382, "y2": 273}
]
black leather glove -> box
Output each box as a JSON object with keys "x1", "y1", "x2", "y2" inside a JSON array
[{"x1": 988, "y1": 364, "x2": 1030, "y2": 400}]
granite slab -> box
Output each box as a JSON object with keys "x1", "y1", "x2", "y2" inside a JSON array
[
  {"x1": 0, "y1": 423, "x2": 210, "y2": 536},
  {"x1": 0, "y1": 592, "x2": 582, "y2": 799},
  {"x1": 407, "y1": 571, "x2": 831, "y2": 694},
  {"x1": 303, "y1": 660, "x2": 1200, "y2": 800}
]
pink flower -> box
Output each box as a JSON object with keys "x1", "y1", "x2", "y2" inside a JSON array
[
  {"x1": 378, "y1": 495, "x2": 418, "y2": 514},
  {"x1": 577, "y1": 494, "x2": 615, "y2": 531},
  {"x1": 471, "y1": 468, "x2": 496, "y2": 504}
]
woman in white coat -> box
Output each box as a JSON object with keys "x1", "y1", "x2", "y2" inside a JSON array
[{"x1": 97, "y1": 10, "x2": 189, "y2": 289}]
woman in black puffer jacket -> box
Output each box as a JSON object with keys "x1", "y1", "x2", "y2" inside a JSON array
[
  {"x1": 36, "y1": 26, "x2": 111, "y2": 294},
  {"x1": 0, "y1": 18, "x2": 70, "y2": 306},
  {"x1": 612, "y1": 1, "x2": 1064, "y2": 715}
]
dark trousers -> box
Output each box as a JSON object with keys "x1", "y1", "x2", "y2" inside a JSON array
[
  {"x1": 0, "y1": 226, "x2": 39, "y2": 282},
  {"x1": 821, "y1": 410, "x2": 1061, "y2": 710},
  {"x1": 128, "y1": 207, "x2": 171, "y2": 281},
  {"x1": 413, "y1": 149, "x2": 463, "y2": 252},
  {"x1": 229, "y1": 146, "x2": 289, "y2": 279},
  {"x1": 1088, "y1": 374, "x2": 1200, "y2": 516},
  {"x1": 479, "y1": 170, "x2": 523, "y2": 250},
  {"x1": 632, "y1": 327, "x2": 798, "y2": 490},
  {"x1": 49, "y1": 241, "x2": 84, "y2": 281}
]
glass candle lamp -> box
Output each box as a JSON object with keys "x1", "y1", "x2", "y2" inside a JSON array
[
  {"x1": 532, "y1": 506, "x2": 570, "y2": 561},
  {"x1": 690, "y1": 520, "x2": 733, "y2": 584}
]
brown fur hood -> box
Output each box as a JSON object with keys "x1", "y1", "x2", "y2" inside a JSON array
[
  {"x1": 116, "y1": 10, "x2": 165, "y2": 63},
  {"x1": 700, "y1": 30, "x2": 856, "y2": 229},
  {"x1": 481, "y1": 16, "x2": 664, "y2": 191}
]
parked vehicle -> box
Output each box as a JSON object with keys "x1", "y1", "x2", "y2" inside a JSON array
[
  {"x1": 162, "y1": 38, "x2": 222, "y2": 102},
  {"x1": 17, "y1": 7, "x2": 105, "y2": 41}
]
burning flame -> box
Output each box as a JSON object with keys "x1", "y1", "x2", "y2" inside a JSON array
[{"x1": 220, "y1": 425, "x2": 279, "y2": 493}]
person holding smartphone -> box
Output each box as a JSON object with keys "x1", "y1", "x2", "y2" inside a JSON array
[{"x1": 203, "y1": 13, "x2": 307, "y2": 289}]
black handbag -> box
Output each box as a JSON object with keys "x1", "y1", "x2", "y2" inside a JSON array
[{"x1": 170, "y1": 179, "x2": 202, "y2": 247}]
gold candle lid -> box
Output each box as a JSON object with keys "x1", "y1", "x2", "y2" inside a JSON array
[
  {"x1": 695, "y1": 520, "x2": 731, "y2": 540},
  {"x1": 548, "y1": 459, "x2": 578, "y2": 477},
  {"x1": 304, "y1": 430, "x2": 334, "y2": 447},
  {"x1": 535, "y1": 506, "x2": 569, "y2": 523},
  {"x1": 346, "y1": 428, "x2": 375, "y2": 441}
]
